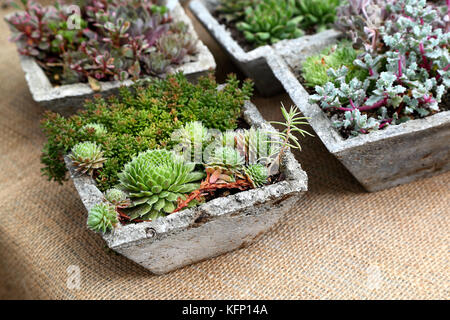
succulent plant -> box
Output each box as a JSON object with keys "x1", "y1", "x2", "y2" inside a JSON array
[
  {"x1": 82, "y1": 123, "x2": 107, "y2": 136},
  {"x1": 117, "y1": 149, "x2": 205, "y2": 220},
  {"x1": 70, "y1": 141, "x2": 106, "y2": 176},
  {"x1": 302, "y1": 41, "x2": 368, "y2": 87},
  {"x1": 295, "y1": 0, "x2": 340, "y2": 33},
  {"x1": 309, "y1": 0, "x2": 450, "y2": 137},
  {"x1": 205, "y1": 146, "x2": 245, "y2": 184},
  {"x1": 207, "y1": 146, "x2": 244, "y2": 171},
  {"x1": 216, "y1": 0, "x2": 256, "y2": 23},
  {"x1": 174, "y1": 121, "x2": 211, "y2": 163},
  {"x1": 105, "y1": 188, "x2": 131, "y2": 208},
  {"x1": 87, "y1": 203, "x2": 118, "y2": 233},
  {"x1": 236, "y1": 0, "x2": 304, "y2": 46},
  {"x1": 244, "y1": 163, "x2": 269, "y2": 188},
  {"x1": 6, "y1": 0, "x2": 197, "y2": 85},
  {"x1": 234, "y1": 127, "x2": 276, "y2": 165},
  {"x1": 335, "y1": 0, "x2": 394, "y2": 52},
  {"x1": 268, "y1": 104, "x2": 312, "y2": 174},
  {"x1": 41, "y1": 73, "x2": 252, "y2": 189}
]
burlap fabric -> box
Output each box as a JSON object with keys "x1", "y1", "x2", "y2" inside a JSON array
[{"x1": 0, "y1": 1, "x2": 448, "y2": 299}]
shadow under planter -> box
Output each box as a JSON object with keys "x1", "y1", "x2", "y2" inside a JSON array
[
  {"x1": 6, "y1": 0, "x2": 216, "y2": 116},
  {"x1": 64, "y1": 100, "x2": 308, "y2": 274},
  {"x1": 267, "y1": 49, "x2": 450, "y2": 192},
  {"x1": 189, "y1": 0, "x2": 341, "y2": 97}
]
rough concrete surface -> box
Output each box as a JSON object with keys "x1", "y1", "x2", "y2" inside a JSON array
[
  {"x1": 267, "y1": 44, "x2": 450, "y2": 192},
  {"x1": 189, "y1": 0, "x2": 341, "y2": 96},
  {"x1": 7, "y1": 0, "x2": 216, "y2": 116},
  {"x1": 65, "y1": 100, "x2": 308, "y2": 274}
]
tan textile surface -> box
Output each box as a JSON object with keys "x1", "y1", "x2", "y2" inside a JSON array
[{"x1": 0, "y1": 1, "x2": 448, "y2": 299}]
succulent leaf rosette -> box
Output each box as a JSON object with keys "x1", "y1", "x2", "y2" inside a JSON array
[
  {"x1": 237, "y1": 0, "x2": 304, "y2": 46},
  {"x1": 117, "y1": 149, "x2": 205, "y2": 220},
  {"x1": 244, "y1": 163, "x2": 269, "y2": 188},
  {"x1": 70, "y1": 141, "x2": 106, "y2": 176}
]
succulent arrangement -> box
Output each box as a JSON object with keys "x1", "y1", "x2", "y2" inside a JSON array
[
  {"x1": 6, "y1": 0, "x2": 197, "y2": 86},
  {"x1": 301, "y1": 0, "x2": 450, "y2": 137},
  {"x1": 215, "y1": 0, "x2": 339, "y2": 47},
  {"x1": 41, "y1": 71, "x2": 309, "y2": 232}
]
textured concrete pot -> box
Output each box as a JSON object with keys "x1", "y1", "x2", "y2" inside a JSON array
[
  {"x1": 267, "y1": 48, "x2": 450, "y2": 192},
  {"x1": 189, "y1": 0, "x2": 341, "y2": 96},
  {"x1": 7, "y1": 0, "x2": 216, "y2": 116},
  {"x1": 64, "y1": 100, "x2": 308, "y2": 274}
]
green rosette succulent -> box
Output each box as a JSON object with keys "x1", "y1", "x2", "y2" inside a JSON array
[
  {"x1": 117, "y1": 149, "x2": 205, "y2": 220},
  {"x1": 205, "y1": 146, "x2": 245, "y2": 183},
  {"x1": 70, "y1": 141, "x2": 106, "y2": 176},
  {"x1": 105, "y1": 188, "x2": 131, "y2": 208},
  {"x1": 237, "y1": 0, "x2": 304, "y2": 46},
  {"x1": 82, "y1": 123, "x2": 107, "y2": 136},
  {"x1": 295, "y1": 0, "x2": 339, "y2": 33},
  {"x1": 87, "y1": 203, "x2": 118, "y2": 233},
  {"x1": 244, "y1": 163, "x2": 269, "y2": 188},
  {"x1": 216, "y1": 0, "x2": 256, "y2": 23}
]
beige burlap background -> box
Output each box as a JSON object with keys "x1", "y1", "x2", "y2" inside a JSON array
[{"x1": 0, "y1": 1, "x2": 448, "y2": 299}]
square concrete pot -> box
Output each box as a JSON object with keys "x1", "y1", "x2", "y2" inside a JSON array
[
  {"x1": 64, "y1": 100, "x2": 308, "y2": 274},
  {"x1": 189, "y1": 0, "x2": 341, "y2": 96},
  {"x1": 6, "y1": 0, "x2": 216, "y2": 116},
  {"x1": 267, "y1": 47, "x2": 450, "y2": 192}
]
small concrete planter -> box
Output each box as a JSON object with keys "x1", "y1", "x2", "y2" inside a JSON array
[
  {"x1": 7, "y1": 0, "x2": 216, "y2": 116},
  {"x1": 65, "y1": 101, "x2": 308, "y2": 274},
  {"x1": 267, "y1": 50, "x2": 450, "y2": 192},
  {"x1": 189, "y1": 0, "x2": 341, "y2": 96}
]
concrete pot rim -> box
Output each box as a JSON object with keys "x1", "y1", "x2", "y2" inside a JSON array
[
  {"x1": 65, "y1": 100, "x2": 308, "y2": 251},
  {"x1": 267, "y1": 52, "x2": 450, "y2": 155},
  {"x1": 189, "y1": 0, "x2": 341, "y2": 63},
  {"x1": 6, "y1": 0, "x2": 216, "y2": 103}
]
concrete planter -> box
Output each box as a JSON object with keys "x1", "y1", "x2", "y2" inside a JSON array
[
  {"x1": 65, "y1": 100, "x2": 308, "y2": 274},
  {"x1": 189, "y1": 0, "x2": 341, "y2": 96},
  {"x1": 7, "y1": 0, "x2": 216, "y2": 116},
  {"x1": 267, "y1": 48, "x2": 450, "y2": 192}
]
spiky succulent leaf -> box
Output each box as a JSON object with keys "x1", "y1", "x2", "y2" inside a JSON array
[
  {"x1": 70, "y1": 141, "x2": 106, "y2": 176},
  {"x1": 117, "y1": 149, "x2": 204, "y2": 220},
  {"x1": 87, "y1": 203, "x2": 118, "y2": 233},
  {"x1": 175, "y1": 121, "x2": 211, "y2": 163},
  {"x1": 244, "y1": 163, "x2": 269, "y2": 188},
  {"x1": 233, "y1": 128, "x2": 277, "y2": 165},
  {"x1": 216, "y1": 0, "x2": 256, "y2": 23}
]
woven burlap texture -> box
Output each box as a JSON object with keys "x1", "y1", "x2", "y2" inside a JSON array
[{"x1": 0, "y1": 1, "x2": 448, "y2": 299}]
